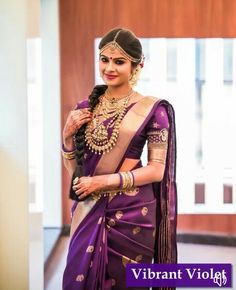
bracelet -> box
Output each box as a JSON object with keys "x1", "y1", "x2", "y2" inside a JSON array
[
  {"x1": 118, "y1": 172, "x2": 123, "y2": 189},
  {"x1": 127, "y1": 171, "x2": 135, "y2": 188},
  {"x1": 120, "y1": 171, "x2": 134, "y2": 190},
  {"x1": 62, "y1": 143, "x2": 75, "y2": 152},
  {"x1": 61, "y1": 144, "x2": 76, "y2": 160}
]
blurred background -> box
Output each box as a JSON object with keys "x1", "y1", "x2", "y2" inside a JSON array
[{"x1": 1, "y1": 0, "x2": 236, "y2": 289}]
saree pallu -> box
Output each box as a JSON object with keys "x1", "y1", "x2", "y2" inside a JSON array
[{"x1": 63, "y1": 97, "x2": 177, "y2": 290}]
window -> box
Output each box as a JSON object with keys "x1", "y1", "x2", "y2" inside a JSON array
[{"x1": 95, "y1": 38, "x2": 236, "y2": 214}]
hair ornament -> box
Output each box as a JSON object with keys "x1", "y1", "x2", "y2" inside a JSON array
[
  {"x1": 139, "y1": 54, "x2": 145, "y2": 68},
  {"x1": 100, "y1": 29, "x2": 141, "y2": 63}
]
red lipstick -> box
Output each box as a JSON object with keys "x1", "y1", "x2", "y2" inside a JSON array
[{"x1": 104, "y1": 74, "x2": 118, "y2": 80}]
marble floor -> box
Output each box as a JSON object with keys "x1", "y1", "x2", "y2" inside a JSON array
[{"x1": 45, "y1": 238, "x2": 236, "y2": 290}]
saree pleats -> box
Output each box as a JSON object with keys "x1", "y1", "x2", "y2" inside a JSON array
[{"x1": 106, "y1": 186, "x2": 156, "y2": 290}]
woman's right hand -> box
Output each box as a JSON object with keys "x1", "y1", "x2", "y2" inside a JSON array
[{"x1": 63, "y1": 108, "x2": 92, "y2": 150}]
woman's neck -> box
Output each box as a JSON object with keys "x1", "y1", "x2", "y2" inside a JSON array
[{"x1": 107, "y1": 85, "x2": 133, "y2": 98}]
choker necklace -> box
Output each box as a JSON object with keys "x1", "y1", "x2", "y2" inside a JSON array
[
  {"x1": 105, "y1": 88, "x2": 133, "y2": 103},
  {"x1": 85, "y1": 90, "x2": 136, "y2": 155}
]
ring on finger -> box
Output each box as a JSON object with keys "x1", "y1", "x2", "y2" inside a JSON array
[{"x1": 73, "y1": 177, "x2": 79, "y2": 185}]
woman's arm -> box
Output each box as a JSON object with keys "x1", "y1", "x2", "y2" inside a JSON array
[
  {"x1": 73, "y1": 161, "x2": 165, "y2": 200},
  {"x1": 62, "y1": 104, "x2": 92, "y2": 177}
]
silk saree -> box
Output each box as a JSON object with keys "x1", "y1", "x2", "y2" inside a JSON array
[{"x1": 63, "y1": 96, "x2": 177, "y2": 290}]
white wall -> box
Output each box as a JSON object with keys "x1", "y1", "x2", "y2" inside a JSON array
[
  {"x1": 0, "y1": 1, "x2": 29, "y2": 289},
  {"x1": 41, "y1": 0, "x2": 62, "y2": 227}
]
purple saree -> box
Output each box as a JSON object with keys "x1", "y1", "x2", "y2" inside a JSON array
[{"x1": 63, "y1": 96, "x2": 177, "y2": 290}]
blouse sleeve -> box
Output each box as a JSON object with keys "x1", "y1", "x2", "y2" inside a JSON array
[
  {"x1": 74, "y1": 99, "x2": 89, "y2": 110},
  {"x1": 146, "y1": 104, "x2": 169, "y2": 165}
]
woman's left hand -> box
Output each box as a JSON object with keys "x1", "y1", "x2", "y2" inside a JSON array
[{"x1": 72, "y1": 176, "x2": 106, "y2": 200}]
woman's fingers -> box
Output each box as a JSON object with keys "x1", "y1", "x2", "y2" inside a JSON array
[
  {"x1": 77, "y1": 191, "x2": 89, "y2": 200},
  {"x1": 73, "y1": 177, "x2": 93, "y2": 198},
  {"x1": 75, "y1": 187, "x2": 84, "y2": 195}
]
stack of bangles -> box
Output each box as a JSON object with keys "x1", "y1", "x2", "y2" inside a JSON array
[
  {"x1": 91, "y1": 171, "x2": 136, "y2": 200},
  {"x1": 118, "y1": 171, "x2": 135, "y2": 191},
  {"x1": 61, "y1": 144, "x2": 76, "y2": 160}
]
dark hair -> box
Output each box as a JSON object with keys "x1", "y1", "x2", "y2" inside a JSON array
[
  {"x1": 74, "y1": 28, "x2": 142, "y2": 165},
  {"x1": 99, "y1": 27, "x2": 142, "y2": 67}
]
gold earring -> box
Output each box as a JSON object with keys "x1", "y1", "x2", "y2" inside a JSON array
[{"x1": 129, "y1": 66, "x2": 141, "y2": 87}]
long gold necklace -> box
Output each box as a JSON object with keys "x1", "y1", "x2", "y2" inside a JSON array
[{"x1": 85, "y1": 90, "x2": 135, "y2": 155}]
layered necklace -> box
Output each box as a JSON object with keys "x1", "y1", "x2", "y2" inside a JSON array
[{"x1": 85, "y1": 89, "x2": 135, "y2": 155}]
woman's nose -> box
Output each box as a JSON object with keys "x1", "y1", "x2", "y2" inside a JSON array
[{"x1": 106, "y1": 61, "x2": 115, "y2": 71}]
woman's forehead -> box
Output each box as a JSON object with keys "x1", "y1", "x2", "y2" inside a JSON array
[{"x1": 100, "y1": 47, "x2": 127, "y2": 59}]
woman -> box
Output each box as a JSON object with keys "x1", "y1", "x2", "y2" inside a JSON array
[{"x1": 62, "y1": 28, "x2": 177, "y2": 290}]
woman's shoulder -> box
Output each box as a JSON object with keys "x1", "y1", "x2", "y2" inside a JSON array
[
  {"x1": 136, "y1": 93, "x2": 166, "y2": 104},
  {"x1": 144, "y1": 96, "x2": 174, "y2": 110},
  {"x1": 131, "y1": 93, "x2": 159, "y2": 105}
]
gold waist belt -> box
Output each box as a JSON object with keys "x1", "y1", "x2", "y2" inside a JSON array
[{"x1": 90, "y1": 188, "x2": 136, "y2": 201}]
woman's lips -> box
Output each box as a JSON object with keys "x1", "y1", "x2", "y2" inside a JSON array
[{"x1": 104, "y1": 74, "x2": 118, "y2": 80}]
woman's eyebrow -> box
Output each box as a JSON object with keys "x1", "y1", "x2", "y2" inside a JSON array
[{"x1": 100, "y1": 54, "x2": 127, "y2": 60}]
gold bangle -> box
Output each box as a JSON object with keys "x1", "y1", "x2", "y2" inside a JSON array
[
  {"x1": 120, "y1": 172, "x2": 128, "y2": 190},
  {"x1": 127, "y1": 171, "x2": 134, "y2": 188},
  {"x1": 61, "y1": 149, "x2": 76, "y2": 160},
  {"x1": 124, "y1": 172, "x2": 131, "y2": 190},
  {"x1": 120, "y1": 171, "x2": 133, "y2": 190}
]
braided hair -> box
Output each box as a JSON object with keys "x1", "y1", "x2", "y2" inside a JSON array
[
  {"x1": 74, "y1": 28, "x2": 142, "y2": 166},
  {"x1": 74, "y1": 84, "x2": 107, "y2": 165}
]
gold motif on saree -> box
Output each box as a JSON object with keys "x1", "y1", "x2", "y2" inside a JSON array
[
  {"x1": 153, "y1": 229, "x2": 156, "y2": 237},
  {"x1": 90, "y1": 261, "x2": 93, "y2": 268},
  {"x1": 108, "y1": 218, "x2": 116, "y2": 227},
  {"x1": 103, "y1": 228, "x2": 106, "y2": 243},
  {"x1": 141, "y1": 207, "x2": 148, "y2": 216},
  {"x1": 122, "y1": 255, "x2": 138, "y2": 267},
  {"x1": 91, "y1": 190, "x2": 123, "y2": 201},
  {"x1": 147, "y1": 128, "x2": 168, "y2": 145},
  {"x1": 76, "y1": 274, "x2": 84, "y2": 282},
  {"x1": 135, "y1": 255, "x2": 143, "y2": 262},
  {"x1": 152, "y1": 122, "x2": 160, "y2": 128},
  {"x1": 160, "y1": 111, "x2": 165, "y2": 117},
  {"x1": 86, "y1": 245, "x2": 94, "y2": 253},
  {"x1": 115, "y1": 210, "x2": 123, "y2": 219},
  {"x1": 111, "y1": 278, "x2": 116, "y2": 286},
  {"x1": 123, "y1": 188, "x2": 139, "y2": 196},
  {"x1": 97, "y1": 217, "x2": 103, "y2": 224},
  {"x1": 132, "y1": 226, "x2": 141, "y2": 235}
]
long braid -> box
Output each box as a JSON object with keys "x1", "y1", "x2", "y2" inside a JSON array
[{"x1": 74, "y1": 85, "x2": 107, "y2": 165}]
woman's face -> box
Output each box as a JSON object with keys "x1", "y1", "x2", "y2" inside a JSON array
[{"x1": 99, "y1": 47, "x2": 133, "y2": 87}]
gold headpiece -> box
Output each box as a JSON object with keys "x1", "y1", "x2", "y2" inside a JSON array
[{"x1": 100, "y1": 29, "x2": 141, "y2": 63}]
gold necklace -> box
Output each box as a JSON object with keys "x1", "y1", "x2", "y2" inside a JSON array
[
  {"x1": 85, "y1": 90, "x2": 135, "y2": 154},
  {"x1": 105, "y1": 88, "x2": 133, "y2": 102}
]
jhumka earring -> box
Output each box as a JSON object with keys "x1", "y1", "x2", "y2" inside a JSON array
[
  {"x1": 129, "y1": 54, "x2": 144, "y2": 87},
  {"x1": 129, "y1": 65, "x2": 141, "y2": 87}
]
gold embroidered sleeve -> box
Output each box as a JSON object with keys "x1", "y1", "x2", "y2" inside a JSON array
[{"x1": 147, "y1": 128, "x2": 168, "y2": 164}]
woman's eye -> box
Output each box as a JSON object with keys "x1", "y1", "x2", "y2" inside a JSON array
[
  {"x1": 115, "y1": 60, "x2": 124, "y2": 65},
  {"x1": 100, "y1": 57, "x2": 108, "y2": 63}
]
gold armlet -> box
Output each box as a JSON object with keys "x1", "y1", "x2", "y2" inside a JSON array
[{"x1": 148, "y1": 147, "x2": 167, "y2": 165}]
